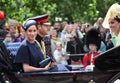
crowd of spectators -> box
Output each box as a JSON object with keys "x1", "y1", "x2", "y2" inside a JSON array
[
  {"x1": 0, "y1": 9, "x2": 114, "y2": 72},
  {"x1": 3, "y1": 16, "x2": 113, "y2": 65}
]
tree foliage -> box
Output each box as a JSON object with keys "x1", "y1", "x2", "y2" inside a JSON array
[{"x1": 0, "y1": 0, "x2": 120, "y2": 25}]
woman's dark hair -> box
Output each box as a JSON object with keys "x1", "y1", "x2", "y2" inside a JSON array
[{"x1": 114, "y1": 16, "x2": 120, "y2": 22}]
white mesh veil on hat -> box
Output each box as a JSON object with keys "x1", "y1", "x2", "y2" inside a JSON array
[{"x1": 102, "y1": 3, "x2": 120, "y2": 29}]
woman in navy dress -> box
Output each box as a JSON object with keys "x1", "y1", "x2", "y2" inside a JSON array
[{"x1": 14, "y1": 20, "x2": 53, "y2": 72}]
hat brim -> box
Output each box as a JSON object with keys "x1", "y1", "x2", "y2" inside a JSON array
[
  {"x1": 43, "y1": 22, "x2": 51, "y2": 26},
  {"x1": 28, "y1": 14, "x2": 49, "y2": 24}
]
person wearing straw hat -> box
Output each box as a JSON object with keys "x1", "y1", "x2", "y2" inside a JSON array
[{"x1": 102, "y1": 3, "x2": 120, "y2": 46}]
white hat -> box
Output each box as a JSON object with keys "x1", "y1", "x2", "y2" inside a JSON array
[
  {"x1": 43, "y1": 22, "x2": 51, "y2": 26},
  {"x1": 102, "y1": 3, "x2": 120, "y2": 29}
]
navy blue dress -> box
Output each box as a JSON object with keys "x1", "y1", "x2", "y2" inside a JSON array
[
  {"x1": 14, "y1": 40, "x2": 70, "y2": 72},
  {"x1": 14, "y1": 40, "x2": 44, "y2": 71}
]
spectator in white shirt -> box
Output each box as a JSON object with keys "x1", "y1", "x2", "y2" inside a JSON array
[{"x1": 53, "y1": 42, "x2": 68, "y2": 65}]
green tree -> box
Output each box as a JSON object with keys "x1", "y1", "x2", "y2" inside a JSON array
[{"x1": 0, "y1": 0, "x2": 120, "y2": 25}]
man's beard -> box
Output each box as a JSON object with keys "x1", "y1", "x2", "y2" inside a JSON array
[{"x1": 39, "y1": 30, "x2": 48, "y2": 36}]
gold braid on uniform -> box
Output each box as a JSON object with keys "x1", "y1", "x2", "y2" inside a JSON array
[
  {"x1": 35, "y1": 40, "x2": 46, "y2": 59},
  {"x1": 51, "y1": 36, "x2": 59, "y2": 41}
]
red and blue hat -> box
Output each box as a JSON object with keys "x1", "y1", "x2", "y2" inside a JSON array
[{"x1": 28, "y1": 14, "x2": 49, "y2": 24}]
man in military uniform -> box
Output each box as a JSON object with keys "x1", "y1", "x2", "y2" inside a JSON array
[{"x1": 28, "y1": 14, "x2": 53, "y2": 59}]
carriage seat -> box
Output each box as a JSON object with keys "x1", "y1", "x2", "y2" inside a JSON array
[{"x1": 6, "y1": 42, "x2": 21, "y2": 57}]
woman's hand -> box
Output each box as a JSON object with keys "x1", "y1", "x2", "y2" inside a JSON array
[
  {"x1": 44, "y1": 62, "x2": 52, "y2": 70},
  {"x1": 50, "y1": 62, "x2": 55, "y2": 68}
]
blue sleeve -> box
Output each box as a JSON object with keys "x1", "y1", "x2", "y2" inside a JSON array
[
  {"x1": 14, "y1": 45, "x2": 30, "y2": 64},
  {"x1": 98, "y1": 41, "x2": 106, "y2": 53}
]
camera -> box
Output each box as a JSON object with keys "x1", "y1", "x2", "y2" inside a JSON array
[{"x1": 85, "y1": 23, "x2": 89, "y2": 28}]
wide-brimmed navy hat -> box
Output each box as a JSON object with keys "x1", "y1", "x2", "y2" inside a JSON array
[{"x1": 22, "y1": 20, "x2": 36, "y2": 31}]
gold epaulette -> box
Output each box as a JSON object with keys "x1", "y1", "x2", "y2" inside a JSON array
[{"x1": 35, "y1": 40, "x2": 46, "y2": 59}]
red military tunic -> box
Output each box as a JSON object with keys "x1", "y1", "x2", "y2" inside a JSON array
[{"x1": 83, "y1": 52, "x2": 99, "y2": 68}]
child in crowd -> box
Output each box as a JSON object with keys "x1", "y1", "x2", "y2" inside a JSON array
[
  {"x1": 83, "y1": 28, "x2": 101, "y2": 70},
  {"x1": 53, "y1": 41, "x2": 69, "y2": 65}
]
